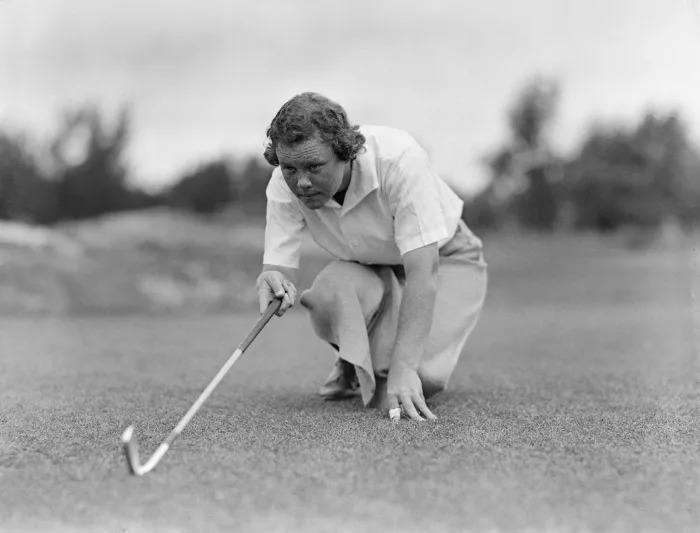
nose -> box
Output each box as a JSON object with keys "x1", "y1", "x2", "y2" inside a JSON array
[{"x1": 297, "y1": 173, "x2": 312, "y2": 191}]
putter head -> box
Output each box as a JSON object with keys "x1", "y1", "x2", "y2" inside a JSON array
[
  {"x1": 121, "y1": 425, "x2": 170, "y2": 476},
  {"x1": 121, "y1": 426, "x2": 142, "y2": 476}
]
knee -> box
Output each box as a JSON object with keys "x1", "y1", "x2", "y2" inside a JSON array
[
  {"x1": 300, "y1": 285, "x2": 336, "y2": 317},
  {"x1": 300, "y1": 261, "x2": 383, "y2": 315},
  {"x1": 299, "y1": 286, "x2": 339, "y2": 343}
]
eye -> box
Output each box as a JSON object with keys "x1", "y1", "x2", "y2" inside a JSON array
[
  {"x1": 282, "y1": 165, "x2": 296, "y2": 174},
  {"x1": 308, "y1": 164, "x2": 323, "y2": 172}
]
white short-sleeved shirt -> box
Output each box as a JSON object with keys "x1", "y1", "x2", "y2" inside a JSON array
[{"x1": 263, "y1": 125, "x2": 470, "y2": 269}]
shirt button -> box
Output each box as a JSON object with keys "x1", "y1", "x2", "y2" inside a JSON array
[{"x1": 351, "y1": 240, "x2": 359, "y2": 247}]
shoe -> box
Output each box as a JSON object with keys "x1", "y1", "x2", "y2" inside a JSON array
[
  {"x1": 367, "y1": 375, "x2": 389, "y2": 414},
  {"x1": 319, "y1": 358, "x2": 359, "y2": 400}
]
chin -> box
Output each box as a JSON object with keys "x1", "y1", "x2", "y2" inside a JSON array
[{"x1": 300, "y1": 196, "x2": 327, "y2": 210}]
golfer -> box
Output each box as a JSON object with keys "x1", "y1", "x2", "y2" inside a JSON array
[{"x1": 257, "y1": 92, "x2": 487, "y2": 421}]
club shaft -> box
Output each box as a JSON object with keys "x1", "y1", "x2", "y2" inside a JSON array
[
  {"x1": 164, "y1": 347, "x2": 243, "y2": 446},
  {"x1": 164, "y1": 298, "x2": 282, "y2": 447},
  {"x1": 124, "y1": 298, "x2": 282, "y2": 475}
]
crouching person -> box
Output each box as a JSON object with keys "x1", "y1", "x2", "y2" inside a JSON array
[{"x1": 256, "y1": 92, "x2": 487, "y2": 422}]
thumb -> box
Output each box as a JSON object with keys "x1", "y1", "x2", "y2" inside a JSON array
[{"x1": 258, "y1": 287, "x2": 271, "y2": 315}]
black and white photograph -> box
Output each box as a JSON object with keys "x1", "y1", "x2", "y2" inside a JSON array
[{"x1": 1, "y1": 1, "x2": 699, "y2": 531}]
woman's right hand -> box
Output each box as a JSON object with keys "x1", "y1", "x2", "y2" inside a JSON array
[{"x1": 256, "y1": 270, "x2": 297, "y2": 317}]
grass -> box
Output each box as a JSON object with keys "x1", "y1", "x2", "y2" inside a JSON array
[{"x1": 0, "y1": 231, "x2": 698, "y2": 532}]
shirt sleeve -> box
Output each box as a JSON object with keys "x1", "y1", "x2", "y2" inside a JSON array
[
  {"x1": 262, "y1": 169, "x2": 306, "y2": 269},
  {"x1": 384, "y1": 141, "x2": 450, "y2": 256}
]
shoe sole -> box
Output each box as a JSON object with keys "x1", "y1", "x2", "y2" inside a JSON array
[{"x1": 319, "y1": 389, "x2": 360, "y2": 401}]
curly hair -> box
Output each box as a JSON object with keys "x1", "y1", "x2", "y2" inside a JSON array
[{"x1": 264, "y1": 92, "x2": 366, "y2": 166}]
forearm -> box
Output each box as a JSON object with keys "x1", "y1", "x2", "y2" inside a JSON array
[{"x1": 391, "y1": 270, "x2": 438, "y2": 370}]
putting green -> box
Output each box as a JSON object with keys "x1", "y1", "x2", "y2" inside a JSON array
[{"x1": 1, "y1": 234, "x2": 697, "y2": 532}]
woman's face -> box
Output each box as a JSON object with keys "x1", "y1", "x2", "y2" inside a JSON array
[{"x1": 276, "y1": 135, "x2": 349, "y2": 210}]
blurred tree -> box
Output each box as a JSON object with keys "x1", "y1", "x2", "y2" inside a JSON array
[
  {"x1": 51, "y1": 105, "x2": 135, "y2": 220},
  {"x1": 0, "y1": 131, "x2": 59, "y2": 224},
  {"x1": 635, "y1": 113, "x2": 700, "y2": 227},
  {"x1": 461, "y1": 187, "x2": 503, "y2": 231},
  {"x1": 167, "y1": 159, "x2": 234, "y2": 214},
  {"x1": 675, "y1": 146, "x2": 700, "y2": 226},
  {"x1": 564, "y1": 112, "x2": 700, "y2": 231},
  {"x1": 166, "y1": 154, "x2": 272, "y2": 217},
  {"x1": 231, "y1": 156, "x2": 272, "y2": 215},
  {"x1": 477, "y1": 76, "x2": 562, "y2": 230}
]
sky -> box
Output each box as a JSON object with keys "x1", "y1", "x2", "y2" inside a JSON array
[{"x1": 1, "y1": 0, "x2": 699, "y2": 194}]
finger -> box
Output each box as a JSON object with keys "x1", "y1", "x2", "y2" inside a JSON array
[
  {"x1": 268, "y1": 277, "x2": 286, "y2": 300},
  {"x1": 276, "y1": 293, "x2": 292, "y2": 316},
  {"x1": 399, "y1": 394, "x2": 425, "y2": 422},
  {"x1": 413, "y1": 395, "x2": 437, "y2": 421},
  {"x1": 387, "y1": 393, "x2": 401, "y2": 423},
  {"x1": 284, "y1": 282, "x2": 297, "y2": 307},
  {"x1": 281, "y1": 282, "x2": 296, "y2": 307}
]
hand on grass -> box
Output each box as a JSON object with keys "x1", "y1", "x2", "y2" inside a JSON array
[
  {"x1": 257, "y1": 270, "x2": 296, "y2": 317},
  {"x1": 386, "y1": 363, "x2": 437, "y2": 422}
]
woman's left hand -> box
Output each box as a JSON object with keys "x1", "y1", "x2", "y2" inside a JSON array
[{"x1": 386, "y1": 363, "x2": 437, "y2": 422}]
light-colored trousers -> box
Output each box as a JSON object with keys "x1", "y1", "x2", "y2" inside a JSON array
[{"x1": 300, "y1": 222, "x2": 488, "y2": 406}]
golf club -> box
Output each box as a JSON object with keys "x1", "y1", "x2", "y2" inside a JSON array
[{"x1": 121, "y1": 297, "x2": 283, "y2": 476}]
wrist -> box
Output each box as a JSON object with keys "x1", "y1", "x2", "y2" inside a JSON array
[{"x1": 390, "y1": 352, "x2": 421, "y2": 372}]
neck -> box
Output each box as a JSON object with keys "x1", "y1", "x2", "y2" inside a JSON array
[
  {"x1": 340, "y1": 160, "x2": 353, "y2": 193},
  {"x1": 333, "y1": 160, "x2": 353, "y2": 205}
]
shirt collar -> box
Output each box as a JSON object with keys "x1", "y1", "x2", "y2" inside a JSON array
[{"x1": 335, "y1": 143, "x2": 379, "y2": 215}]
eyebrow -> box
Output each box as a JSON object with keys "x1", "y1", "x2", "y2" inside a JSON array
[{"x1": 280, "y1": 158, "x2": 327, "y2": 167}]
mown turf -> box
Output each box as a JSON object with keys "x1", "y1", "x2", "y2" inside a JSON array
[{"x1": 1, "y1": 234, "x2": 698, "y2": 532}]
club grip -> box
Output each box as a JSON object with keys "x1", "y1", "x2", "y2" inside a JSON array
[{"x1": 236, "y1": 297, "x2": 282, "y2": 353}]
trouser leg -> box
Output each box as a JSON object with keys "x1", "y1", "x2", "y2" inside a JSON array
[
  {"x1": 300, "y1": 251, "x2": 487, "y2": 404},
  {"x1": 300, "y1": 260, "x2": 386, "y2": 405},
  {"x1": 418, "y1": 258, "x2": 487, "y2": 398}
]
